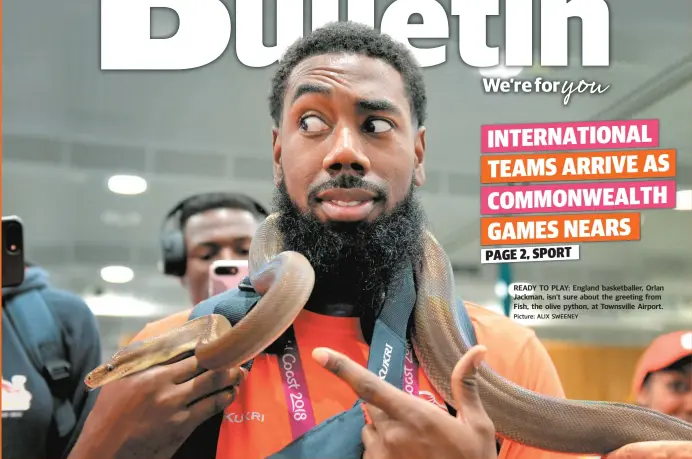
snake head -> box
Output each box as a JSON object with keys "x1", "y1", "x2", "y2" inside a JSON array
[{"x1": 83, "y1": 362, "x2": 116, "y2": 390}]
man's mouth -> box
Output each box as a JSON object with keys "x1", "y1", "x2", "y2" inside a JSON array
[
  {"x1": 328, "y1": 200, "x2": 365, "y2": 207},
  {"x1": 315, "y1": 188, "x2": 379, "y2": 222}
]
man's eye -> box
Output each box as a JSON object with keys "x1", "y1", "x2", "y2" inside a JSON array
[
  {"x1": 196, "y1": 245, "x2": 221, "y2": 261},
  {"x1": 670, "y1": 381, "x2": 690, "y2": 393},
  {"x1": 299, "y1": 116, "x2": 328, "y2": 132},
  {"x1": 363, "y1": 119, "x2": 393, "y2": 134}
]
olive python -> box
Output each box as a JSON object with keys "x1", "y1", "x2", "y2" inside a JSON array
[{"x1": 84, "y1": 213, "x2": 692, "y2": 455}]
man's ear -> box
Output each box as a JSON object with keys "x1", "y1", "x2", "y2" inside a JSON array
[
  {"x1": 413, "y1": 126, "x2": 426, "y2": 187},
  {"x1": 272, "y1": 127, "x2": 282, "y2": 186}
]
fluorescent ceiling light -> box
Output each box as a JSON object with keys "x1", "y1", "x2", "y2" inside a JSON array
[
  {"x1": 675, "y1": 189, "x2": 692, "y2": 211},
  {"x1": 494, "y1": 281, "x2": 508, "y2": 298},
  {"x1": 100, "y1": 265, "x2": 134, "y2": 284},
  {"x1": 83, "y1": 293, "x2": 159, "y2": 317},
  {"x1": 108, "y1": 175, "x2": 147, "y2": 195}
]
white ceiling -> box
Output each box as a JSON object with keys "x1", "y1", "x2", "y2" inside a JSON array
[{"x1": 2, "y1": 0, "x2": 691, "y2": 349}]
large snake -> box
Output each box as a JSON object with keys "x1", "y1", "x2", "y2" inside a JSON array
[{"x1": 85, "y1": 213, "x2": 692, "y2": 455}]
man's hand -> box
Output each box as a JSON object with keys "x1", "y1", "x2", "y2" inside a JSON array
[
  {"x1": 69, "y1": 355, "x2": 246, "y2": 459},
  {"x1": 604, "y1": 441, "x2": 692, "y2": 459},
  {"x1": 312, "y1": 345, "x2": 497, "y2": 459}
]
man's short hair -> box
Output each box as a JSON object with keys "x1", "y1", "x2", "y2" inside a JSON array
[
  {"x1": 178, "y1": 192, "x2": 268, "y2": 230},
  {"x1": 269, "y1": 21, "x2": 427, "y2": 128}
]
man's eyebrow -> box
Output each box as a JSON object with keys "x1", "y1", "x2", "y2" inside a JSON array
[
  {"x1": 291, "y1": 83, "x2": 331, "y2": 104},
  {"x1": 357, "y1": 99, "x2": 402, "y2": 116},
  {"x1": 191, "y1": 242, "x2": 221, "y2": 256}
]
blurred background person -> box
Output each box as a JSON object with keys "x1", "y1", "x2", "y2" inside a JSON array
[
  {"x1": 158, "y1": 192, "x2": 269, "y2": 307},
  {"x1": 2, "y1": 262, "x2": 101, "y2": 459},
  {"x1": 631, "y1": 331, "x2": 692, "y2": 422}
]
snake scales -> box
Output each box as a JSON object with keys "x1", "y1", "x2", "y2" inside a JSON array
[{"x1": 85, "y1": 213, "x2": 692, "y2": 454}]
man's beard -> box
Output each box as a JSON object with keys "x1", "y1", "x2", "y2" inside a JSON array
[{"x1": 271, "y1": 174, "x2": 426, "y2": 315}]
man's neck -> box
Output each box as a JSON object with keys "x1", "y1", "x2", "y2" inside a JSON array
[
  {"x1": 303, "y1": 282, "x2": 388, "y2": 318},
  {"x1": 300, "y1": 258, "x2": 408, "y2": 319}
]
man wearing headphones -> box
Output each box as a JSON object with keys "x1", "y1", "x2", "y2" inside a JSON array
[
  {"x1": 65, "y1": 193, "x2": 268, "y2": 459},
  {"x1": 158, "y1": 192, "x2": 268, "y2": 307}
]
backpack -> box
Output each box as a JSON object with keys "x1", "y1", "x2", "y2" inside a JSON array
[{"x1": 3, "y1": 287, "x2": 77, "y2": 439}]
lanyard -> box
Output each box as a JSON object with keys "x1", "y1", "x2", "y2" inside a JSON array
[
  {"x1": 402, "y1": 345, "x2": 420, "y2": 397},
  {"x1": 365, "y1": 265, "x2": 416, "y2": 389},
  {"x1": 279, "y1": 327, "x2": 317, "y2": 440}
]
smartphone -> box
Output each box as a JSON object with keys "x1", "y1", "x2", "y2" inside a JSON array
[
  {"x1": 3, "y1": 216, "x2": 25, "y2": 288},
  {"x1": 208, "y1": 260, "x2": 249, "y2": 297}
]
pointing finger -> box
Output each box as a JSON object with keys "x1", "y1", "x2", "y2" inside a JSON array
[
  {"x1": 313, "y1": 347, "x2": 412, "y2": 419},
  {"x1": 450, "y1": 345, "x2": 487, "y2": 420}
]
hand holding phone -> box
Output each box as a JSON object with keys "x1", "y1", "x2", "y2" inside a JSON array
[
  {"x1": 208, "y1": 260, "x2": 249, "y2": 297},
  {"x1": 2, "y1": 216, "x2": 25, "y2": 288}
]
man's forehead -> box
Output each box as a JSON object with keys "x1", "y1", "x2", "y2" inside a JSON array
[
  {"x1": 286, "y1": 53, "x2": 407, "y2": 99},
  {"x1": 185, "y1": 208, "x2": 256, "y2": 233},
  {"x1": 658, "y1": 368, "x2": 692, "y2": 379}
]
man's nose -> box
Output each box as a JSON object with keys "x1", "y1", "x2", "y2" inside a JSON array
[
  {"x1": 217, "y1": 248, "x2": 235, "y2": 260},
  {"x1": 322, "y1": 126, "x2": 371, "y2": 177}
]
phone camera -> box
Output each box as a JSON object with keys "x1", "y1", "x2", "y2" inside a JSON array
[
  {"x1": 215, "y1": 266, "x2": 239, "y2": 275},
  {"x1": 4, "y1": 222, "x2": 22, "y2": 255}
]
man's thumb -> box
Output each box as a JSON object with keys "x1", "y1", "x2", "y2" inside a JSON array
[{"x1": 450, "y1": 345, "x2": 487, "y2": 419}]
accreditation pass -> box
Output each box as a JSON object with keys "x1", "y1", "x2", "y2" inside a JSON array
[{"x1": 480, "y1": 244, "x2": 580, "y2": 264}]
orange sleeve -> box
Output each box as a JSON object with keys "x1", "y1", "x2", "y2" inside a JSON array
[
  {"x1": 498, "y1": 334, "x2": 598, "y2": 459},
  {"x1": 128, "y1": 308, "x2": 193, "y2": 343},
  {"x1": 509, "y1": 332, "x2": 566, "y2": 398}
]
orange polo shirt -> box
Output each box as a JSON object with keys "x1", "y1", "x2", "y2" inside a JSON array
[{"x1": 131, "y1": 302, "x2": 584, "y2": 459}]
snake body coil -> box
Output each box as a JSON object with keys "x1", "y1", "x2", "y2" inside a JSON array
[{"x1": 85, "y1": 213, "x2": 692, "y2": 454}]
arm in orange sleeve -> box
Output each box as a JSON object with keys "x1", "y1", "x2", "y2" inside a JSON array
[{"x1": 498, "y1": 333, "x2": 600, "y2": 459}]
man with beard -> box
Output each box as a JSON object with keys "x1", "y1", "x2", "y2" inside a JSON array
[{"x1": 68, "y1": 21, "x2": 687, "y2": 459}]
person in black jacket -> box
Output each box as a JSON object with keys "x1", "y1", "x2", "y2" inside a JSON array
[{"x1": 2, "y1": 264, "x2": 102, "y2": 459}]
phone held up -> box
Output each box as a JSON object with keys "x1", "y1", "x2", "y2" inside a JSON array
[
  {"x1": 208, "y1": 259, "x2": 249, "y2": 298},
  {"x1": 3, "y1": 216, "x2": 25, "y2": 288}
]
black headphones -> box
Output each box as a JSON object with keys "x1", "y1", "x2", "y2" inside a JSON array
[{"x1": 159, "y1": 193, "x2": 269, "y2": 277}]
